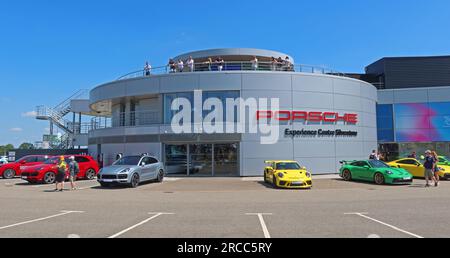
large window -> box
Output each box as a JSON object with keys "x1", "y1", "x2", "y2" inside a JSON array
[
  {"x1": 377, "y1": 104, "x2": 395, "y2": 142},
  {"x1": 163, "y1": 91, "x2": 240, "y2": 125}
]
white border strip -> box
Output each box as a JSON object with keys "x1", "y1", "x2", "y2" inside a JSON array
[
  {"x1": 345, "y1": 212, "x2": 424, "y2": 239},
  {"x1": 108, "y1": 212, "x2": 174, "y2": 239},
  {"x1": 0, "y1": 211, "x2": 84, "y2": 230},
  {"x1": 246, "y1": 213, "x2": 273, "y2": 239}
]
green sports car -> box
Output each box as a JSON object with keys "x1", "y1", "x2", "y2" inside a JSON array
[
  {"x1": 438, "y1": 156, "x2": 450, "y2": 166},
  {"x1": 339, "y1": 160, "x2": 413, "y2": 185}
]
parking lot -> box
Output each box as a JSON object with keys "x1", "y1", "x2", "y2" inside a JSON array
[{"x1": 1, "y1": 176, "x2": 450, "y2": 238}]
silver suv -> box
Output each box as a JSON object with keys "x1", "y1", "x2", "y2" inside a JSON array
[{"x1": 97, "y1": 155, "x2": 165, "y2": 188}]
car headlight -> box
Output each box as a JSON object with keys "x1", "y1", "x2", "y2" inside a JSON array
[
  {"x1": 386, "y1": 171, "x2": 394, "y2": 175},
  {"x1": 277, "y1": 172, "x2": 284, "y2": 178},
  {"x1": 306, "y1": 172, "x2": 312, "y2": 178},
  {"x1": 120, "y1": 168, "x2": 131, "y2": 174}
]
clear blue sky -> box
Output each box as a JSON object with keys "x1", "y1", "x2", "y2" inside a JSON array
[{"x1": 1, "y1": 0, "x2": 449, "y2": 146}]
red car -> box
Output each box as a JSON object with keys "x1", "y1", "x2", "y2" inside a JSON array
[
  {"x1": 21, "y1": 155, "x2": 99, "y2": 184},
  {"x1": 0, "y1": 155, "x2": 51, "y2": 179}
]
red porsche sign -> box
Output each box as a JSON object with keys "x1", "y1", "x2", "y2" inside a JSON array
[{"x1": 256, "y1": 111, "x2": 358, "y2": 124}]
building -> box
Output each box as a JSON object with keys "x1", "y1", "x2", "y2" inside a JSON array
[
  {"x1": 366, "y1": 56, "x2": 450, "y2": 159},
  {"x1": 85, "y1": 48, "x2": 378, "y2": 176}
]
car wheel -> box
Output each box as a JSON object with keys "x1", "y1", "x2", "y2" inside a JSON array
[
  {"x1": 3, "y1": 169, "x2": 16, "y2": 179},
  {"x1": 130, "y1": 174, "x2": 140, "y2": 188},
  {"x1": 43, "y1": 172, "x2": 56, "y2": 184},
  {"x1": 263, "y1": 171, "x2": 269, "y2": 183},
  {"x1": 374, "y1": 173, "x2": 385, "y2": 185},
  {"x1": 85, "y1": 169, "x2": 96, "y2": 180},
  {"x1": 272, "y1": 176, "x2": 279, "y2": 189},
  {"x1": 342, "y1": 169, "x2": 352, "y2": 181},
  {"x1": 156, "y1": 170, "x2": 164, "y2": 183}
]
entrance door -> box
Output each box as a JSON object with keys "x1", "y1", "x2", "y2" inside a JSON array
[
  {"x1": 214, "y1": 143, "x2": 239, "y2": 177},
  {"x1": 189, "y1": 144, "x2": 213, "y2": 176},
  {"x1": 164, "y1": 144, "x2": 188, "y2": 176}
]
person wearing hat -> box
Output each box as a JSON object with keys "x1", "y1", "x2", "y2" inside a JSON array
[
  {"x1": 55, "y1": 156, "x2": 67, "y2": 192},
  {"x1": 424, "y1": 150, "x2": 437, "y2": 187},
  {"x1": 68, "y1": 156, "x2": 80, "y2": 191}
]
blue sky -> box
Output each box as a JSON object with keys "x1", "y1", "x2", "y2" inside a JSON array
[{"x1": 1, "y1": 0, "x2": 449, "y2": 146}]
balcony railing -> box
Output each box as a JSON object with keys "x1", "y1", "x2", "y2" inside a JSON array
[
  {"x1": 90, "y1": 111, "x2": 160, "y2": 130},
  {"x1": 117, "y1": 61, "x2": 347, "y2": 81}
]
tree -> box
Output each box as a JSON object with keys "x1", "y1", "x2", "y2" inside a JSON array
[
  {"x1": 0, "y1": 144, "x2": 15, "y2": 155},
  {"x1": 19, "y1": 143, "x2": 35, "y2": 150}
]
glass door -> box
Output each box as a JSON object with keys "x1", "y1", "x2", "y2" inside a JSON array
[
  {"x1": 164, "y1": 144, "x2": 188, "y2": 175},
  {"x1": 214, "y1": 143, "x2": 239, "y2": 177},
  {"x1": 189, "y1": 144, "x2": 213, "y2": 176}
]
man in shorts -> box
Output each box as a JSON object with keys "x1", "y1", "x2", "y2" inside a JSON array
[
  {"x1": 68, "y1": 156, "x2": 80, "y2": 191},
  {"x1": 424, "y1": 150, "x2": 437, "y2": 187}
]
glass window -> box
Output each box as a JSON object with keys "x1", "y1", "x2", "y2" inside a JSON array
[
  {"x1": 114, "y1": 156, "x2": 141, "y2": 166},
  {"x1": 164, "y1": 91, "x2": 240, "y2": 125},
  {"x1": 397, "y1": 159, "x2": 419, "y2": 165},
  {"x1": 377, "y1": 104, "x2": 393, "y2": 117},
  {"x1": 214, "y1": 143, "x2": 239, "y2": 176},
  {"x1": 165, "y1": 145, "x2": 188, "y2": 175},
  {"x1": 378, "y1": 129, "x2": 395, "y2": 143},
  {"x1": 164, "y1": 92, "x2": 194, "y2": 124},
  {"x1": 75, "y1": 157, "x2": 90, "y2": 163}
]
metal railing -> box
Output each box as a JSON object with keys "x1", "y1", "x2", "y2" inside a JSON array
[
  {"x1": 90, "y1": 111, "x2": 160, "y2": 130},
  {"x1": 117, "y1": 61, "x2": 347, "y2": 81}
]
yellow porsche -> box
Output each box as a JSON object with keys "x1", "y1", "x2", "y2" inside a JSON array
[
  {"x1": 264, "y1": 160, "x2": 312, "y2": 189},
  {"x1": 388, "y1": 158, "x2": 450, "y2": 180}
]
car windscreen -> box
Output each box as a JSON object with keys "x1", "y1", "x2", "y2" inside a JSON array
[
  {"x1": 113, "y1": 156, "x2": 141, "y2": 166},
  {"x1": 44, "y1": 157, "x2": 59, "y2": 164},
  {"x1": 276, "y1": 162, "x2": 300, "y2": 170},
  {"x1": 369, "y1": 160, "x2": 390, "y2": 168}
]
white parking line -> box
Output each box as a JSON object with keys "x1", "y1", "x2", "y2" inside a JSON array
[
  {"x1": 246, "y1": 213, "x2": 273, "y2": 239},
  {"x1": 0, "y1": 211, "x2": 85, "y2": 230},
  {"x1": 345, "y1": 212, "x2": 424, "y2": 239},
  {"x1": 108, "y1": 212, "x2": 174, "y2": 239}
]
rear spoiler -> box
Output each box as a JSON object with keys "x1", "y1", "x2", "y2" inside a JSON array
[{"x1": 339, "y1": 160, "x2": 356, "y2": 165}]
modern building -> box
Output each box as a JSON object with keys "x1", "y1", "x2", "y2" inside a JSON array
[
  {"x1": 85, "y1": 48, "x2": 378, "y2": 176},
  {"x1": 367, "y1": 56, "x2": 450, "y2": 160}
]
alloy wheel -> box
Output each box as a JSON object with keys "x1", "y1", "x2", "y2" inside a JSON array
[
  {"x1": 3, "y1": 169, "x2": 15, "y2": 179},
  {"x1": 85, "y1": 169, "x2": 96, "y2": 180},
  {"x1": 44, "y1": 172, "x2": 56, "y2": 184}
]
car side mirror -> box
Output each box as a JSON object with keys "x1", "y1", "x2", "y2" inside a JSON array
[
  {"x1": 301, "y1": 166, "x2": 307, "y2": 170},
  {"x1": 363, "y1": 165, "x2": 370, "y2": 169},
  {"x1": 141, "y1": 163, "x2": 146, "y2": 167}
]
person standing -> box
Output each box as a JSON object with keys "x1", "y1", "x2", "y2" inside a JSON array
[
  {"x1": 187, "y1": 56, "x2": 195, "y2": 72},
  {"x1": 408, "y1": 151, "x2": 417, "y2": 159},
  {"x1": 251, "y1": 56, "x2": 258, "y2": 71},
  {"x1": 177, "y1": 59, "x2": 184, "y2": 73},
  {"x1": 432, "y1": 151, "x2": 440, "y2": 187},
  {"x1": 168, "y1": 59, "x2": 176, "y2": 73},
  {"x1": 204, "y1": 57, "x2": 213, "y2": 71},
  {"x1": 144, "y1": 62, "x2": 152, "y2": 76},
  {"x1": 216, "y1": 57, "x2": 224, "y2": 71},
  {"x1": 369, "y1": 150, "x2": 379, "y2": 160},
  {"x1": 424, "y1": 150, "x2": 437, "y2": 187},
  {"x1": 68, "y1": 156, "x2": 80, "y2": 191},
  {"x1": 55, "y1": 156, "x2": 67, "y2": 192}
]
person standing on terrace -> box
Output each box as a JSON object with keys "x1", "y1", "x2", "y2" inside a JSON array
[
  {"x1": 187, "y1": 56, "x2": 195, "y2": 72},
  {"x1": 204, "y1": 57, "x2": 213, "y2": 71},
  {"x1": 168, "y1": 59, "x2": 176, "y2": 73},
  {"x1": 144, "y1": 62, "x2": 152, "y2": 76},
  {"x1": 251, "y1": 56, "x2": 258, "y2": 71},
  {"x1": 177, "y1": 59, "x2": 184, "y2": 72},
  {"x1": 216, "y1": 57, "x2": 224, "y2": 71}
]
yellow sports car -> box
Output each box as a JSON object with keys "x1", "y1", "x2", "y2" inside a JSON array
[
  {"x1": 264, "y1": 160, "x2": 312, "y2": 189},
  {"x1": 388, "y1": 158, "x2": 450, "y2": 180}
]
